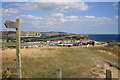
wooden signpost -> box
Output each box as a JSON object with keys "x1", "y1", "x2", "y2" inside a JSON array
[{"x1": 4, "y1": 19, "x2": 22, "y2": 78}]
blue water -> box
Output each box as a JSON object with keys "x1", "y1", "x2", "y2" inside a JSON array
[{"x1": 88, "y1": 34, "x2": 120, "y2": 42}]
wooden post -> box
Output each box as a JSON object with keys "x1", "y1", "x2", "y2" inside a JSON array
[
  {"x1": 106, "y1": 69, "x2": 112, "y2": 80},
  {"x1": 16, "y1": 19, "x2": 22, "y2": 78},
  {"x1": 56, "y1": 68, "x2": 62, "y2": 80},
  {"x1": 4, "y1": 19, "x2": 22, "y2": 78}
]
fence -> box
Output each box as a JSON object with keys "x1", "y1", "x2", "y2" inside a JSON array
[{"x1": 2, "y1": 67, "x2": 113, "y2": 80}]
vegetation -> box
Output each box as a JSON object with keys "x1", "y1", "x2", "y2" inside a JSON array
[
  {"x1": 92, "y1": 42, "x2": 120, "y2": 56},
  {"x1": 2, "y1": 42, "x2": 48, "y2": 48},
  {"x1": 1, "y1": 31, "x2": 88, "y2": 42},
  {"x1": 2, "y1": 42, "x2": 16, "y2": 48},
  {"x1": 1, "y1": 36, "x2": 16, "y2": 40},
  {"x1": 2, "y1": 46, "x2": 118, "y2": 78}
]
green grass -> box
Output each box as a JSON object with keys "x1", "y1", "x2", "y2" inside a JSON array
[
  {"x1": 2, "y1": 42, "x2": 46, "y2": 48},
  {"x1": 2, "y1": 42, "x2": 16, "y2": 48}
]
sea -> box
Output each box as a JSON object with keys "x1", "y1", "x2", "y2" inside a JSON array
[{"x1": 88, "y1": 34, "x2": 120, "y2": 42}]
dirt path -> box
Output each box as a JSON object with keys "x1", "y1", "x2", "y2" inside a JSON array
[{"x1": 91, "y1": 61, "x2": 119, "y2": 78}]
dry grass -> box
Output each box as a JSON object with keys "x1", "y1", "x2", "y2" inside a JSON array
[{"x1": 2, "y1": 46, "x2": 118, "y2": 78}]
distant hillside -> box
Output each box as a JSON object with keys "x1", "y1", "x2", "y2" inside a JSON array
[
  {"x1": 40, "y1": 31, "x2": 88, "y2": 41},
  {"x1": 41, "y1": 31, "x2": 75, "y2": 37},
  {"x1": 1, "y1": 31, "x2": 41, "y2": 37},
  {"x1": 1, "y1": 31, "x2": 88, "y2": 42}
]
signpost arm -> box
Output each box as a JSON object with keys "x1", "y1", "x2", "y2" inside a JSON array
[{"x1": 16, "y1": 19, "x2": 22, "y2": 78}]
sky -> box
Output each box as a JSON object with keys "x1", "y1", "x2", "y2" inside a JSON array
[{"x1": 0, "y1": 1, "x2": 119, "y2": 34}]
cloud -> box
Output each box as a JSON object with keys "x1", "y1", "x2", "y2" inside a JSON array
[
  {"x1": 0, "y1": 8, "x2": 2, "y2": 16},
  {"x1": 14, "y1": 2, "x2": 89, "y2": 12},
  {"x1": 85, "y1": 16, "x2": 96, "y2": 18},
  {"x1": 17, "y1": 15, "x2": 57, "y2": 28},
  {"x1": 2, "y1": 8, "x2": 19, "y2": 17},
  {"x1": 52, "y1": 13, "x2": 64, "y2": 17},
  {"x1": 115, "y1": 16, "x2": 120, "y2": 20},
  {"x1": 2, "y1": 0, "x2": 119, "y2": 2},
  {"x1": 3, "y1": 0, "x2": 81, "y2": 2},
  {"x1": 33, "y1": 0, "x2": 82, "y2": 2},
  {"x1": 16, "y1": 13, "x2": 116, "y2": 30},
  {"x1": 112, "y1": 2, "x2": 120, "y2": 10},
  {"x1": 112, "y1": 2, "x2": 119, "y2": 6},
  {"x1": 3, "y1": 0, "x2": 33, "y2": 2}
]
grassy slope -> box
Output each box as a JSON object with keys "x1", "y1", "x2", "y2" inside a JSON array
[{"x1": 2, "y1": 47, "x2": 118, "y2": 78}]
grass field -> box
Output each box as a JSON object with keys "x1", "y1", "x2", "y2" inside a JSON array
[
  {"x1": 2, "y1": 42, "x2": 46, "y2": 48},
  {"x1": 2, "y1": 46, "x2": 119, "y2": 78}
]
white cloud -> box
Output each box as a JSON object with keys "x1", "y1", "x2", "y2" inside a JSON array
[
  {"x1": 67, "y1": 16, "x2": 78, "y2": 19},
  {"x1": 112, "y1": 2, "x2": 118, "y2": 6},
  {"x1": 2, "y1": 8, "x2": 19, "y2": 17},
  {"x1": 52, "y1": 13, "x2": 64, "y2": 17},
  {"x1": 33, "y1": 0, "x2": 82, "y2": 2},
  {"x1": 15, "y1": 2, "x2": 89, "y2": 12},
  {"x1": 16, "y1": 13, "x2": 115, "y2": 30},
  {"x1": 3, "y1": 8, "x2": 19, "y2": 14},
  {"x1": 17, "y1": 15, "x2": 57, "y2": 28},
  {"x1": 3, "y1": 0, "x2": 33, "y2": 2},
  {"x1": 21, "y1": 15, "x2": 43, "y2": 20},
  {"x1": 17, "y1": 15, "x2": 43, "y2": 23},
  {"x1": 85, "y1": 16, "x2": 96, "y2": 18},
  {"x1": 0, "y1": 8, "x2": 2, "y2": 16},
  {"x1": 115, "y1": 16, "x2": 120, "y2": 19},
  {"x1": 2, "y1": 0, "x2": 119, "y2": 2},
  {"x1": 3, "y1": 0, "x2": 81, "y2": 2},
  {"x1": 94, "y1": 17, "x2": 112, "y2": 22}
]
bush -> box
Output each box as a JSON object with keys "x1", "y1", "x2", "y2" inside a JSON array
[{"x1": 73, "y1": 43, "x2": 79, "y2": 46}]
